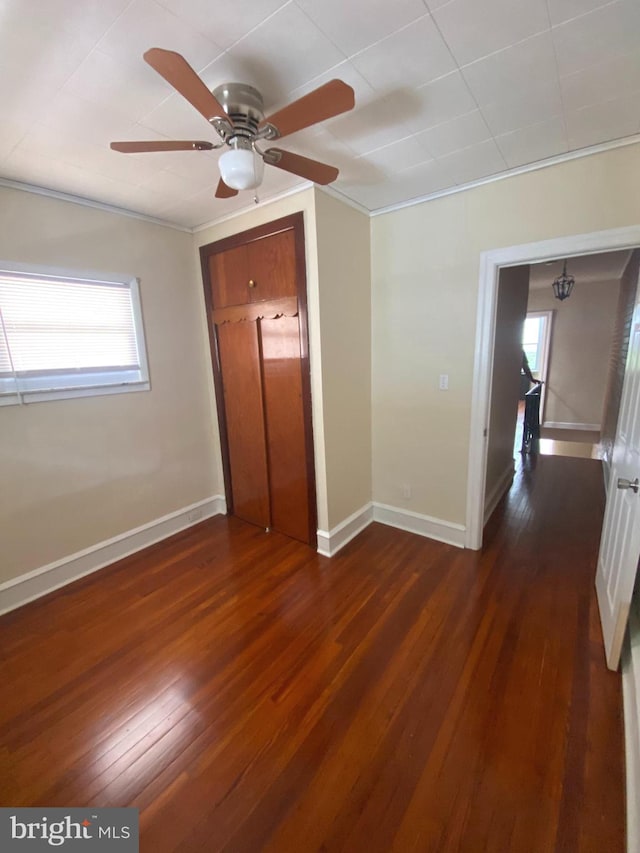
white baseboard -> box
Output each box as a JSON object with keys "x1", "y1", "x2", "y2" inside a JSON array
[
  {"x1": 624, "y1": 607, "x2": 640, "y2": 853},
  {"x1": 484, "y1": 462, "x2": 515, "y2": 526},
  {"x1": 317, "y1": 503, "x2": 374, "y2": 557},
  {"x1": 542, "y1": 421, "x2": 601, "y2": 431},
  {"x1": 372, "y1": 502, "x2": 466, "y2": 549},
  {"x1": 0, "y1": 495, "x2": 227, "y2": 615},
  {"x1": 317, "y1": 500, "x2": 467, "y2": 556}
]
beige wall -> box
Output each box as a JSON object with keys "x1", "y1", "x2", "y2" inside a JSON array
[
  {"x1": 527, "y1": 278, "x2": 620, "y2": 427},
  {"x1": 193, "y1": 187, "x2": 372, "y2": 532},
  {"x1": 0, "y1": 187, "x2": 220, "y2": 584},
  {"x1": 372, "y1": 143, "x2": 640, "y2": 527},
  {"x1": 4, "y1": 139, "x2": 640, "y2": 582},
  {"x1": 314, "y1": 191, "x2": 371, "y2": 529},
  {"x1": 2, "y1": 183, "x2": 371, "y2": 586},
  {"x1": 485, "y1": 266, "x2": 529, "y2": 512}
]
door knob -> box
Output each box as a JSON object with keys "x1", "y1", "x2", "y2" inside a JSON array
[
  {"x1": 617, "y1": 477, "x2": 639, "y2": 493},
  {"x1": 248, "y1": 279, "x2": 256, "y2": 288}
]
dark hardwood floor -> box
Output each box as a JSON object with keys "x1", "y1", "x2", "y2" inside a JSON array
[{"x1": 0, "y1": 455, "x2": 625, "y2": 851}]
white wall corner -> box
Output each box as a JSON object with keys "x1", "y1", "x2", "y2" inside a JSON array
[
  {"x1": 623, "y1": 608, "x2": 640, "y2": 853},
  {"x1": 484, "y1": 462, "x2": 515, "y2": 527},
  {"x1": 0, "y1": 495, "x2": 227, "y2": 615},
  {"x1": 316, "y1": 503, "x2": 374, "y2": 557},
  {"x1": 372, "y1": 502, "x2": 466, "y2": 549}
]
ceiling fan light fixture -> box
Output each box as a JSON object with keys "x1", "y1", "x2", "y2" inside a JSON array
[{"x1": 218, "y1": 147, "x2": 264, "y2": 191}]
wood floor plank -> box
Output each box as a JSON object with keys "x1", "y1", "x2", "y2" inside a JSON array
[{"x1": 0, "y1": 455, "x2": 625, "y2": 851}]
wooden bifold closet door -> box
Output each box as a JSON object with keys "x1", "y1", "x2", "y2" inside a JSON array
[{"x1": 201, "y1": 214, "x2": 316, "y2": 547}]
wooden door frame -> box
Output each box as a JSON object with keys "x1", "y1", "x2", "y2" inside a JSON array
[
  {"x1": 199, "y1": 212, "x2": 318, "y2": 547},
  {"x1": 467, "y1": 224, "x2": 640, "y2": 550}
]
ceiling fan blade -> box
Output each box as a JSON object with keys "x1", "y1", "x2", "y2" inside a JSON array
[
  {"x1": 261, "y1": 80, "x2": 355, "y2": 139},
  {"x1": 144, "y1": 48, "x2": 229, "y2": 124},
  {"x1": 110, "y1": 140, "x2": 214, "y2": 153},
  {"x1": 265, "y1": 148, "x2": 339, "y2": 185},
  {"x1": 215, "y1": 178, "x2": 238, "y2": 199}
]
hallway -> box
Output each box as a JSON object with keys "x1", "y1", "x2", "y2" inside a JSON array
[
  {"x1": 0, "y1": 456, "x2": 625, "y2": 851},
  {"x1": 514, "y1": 400, "x2": 603, "y2": 460}
]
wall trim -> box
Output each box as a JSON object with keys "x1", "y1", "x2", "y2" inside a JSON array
[
  {"x1": 373, "y1": 502, "x2": 466, "y2": 549},
  {"x1": 484, "y1": 462, "x2": 515, "y2": 526},
  {"x1": 542, "y1": 421, "x2": 601, "y2": 431},
  {"x1": 316, "y1": 184, "x2": 371, "y2": 217},
  {"x1": 467, "y1": 224, "x2": 640, "y2": 551},
  {"x1": 0, "y1": 177, "x2": 191, "y2": 233},
  {"x1": 0, "y1": 495, "x2": 227, "y2": 615},
  {"x1": 317, "y1": 501, "x2": 467, "y2": 556},
  {"x1": 317, "y1": 503, "x2": 374, "y2": 557},
  {"x1": 623, "y1": 607, "x2": 640, "y2": 853},
  {"x1": 4, "y1": 137, "x2": 640, "y2": 235},
  {"x1": 370, "y1": 134, "x2": 640, "y2": 218}
]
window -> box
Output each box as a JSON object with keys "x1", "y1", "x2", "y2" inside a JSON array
[
  {"x1": 0, "y1": 263, "x2": 149, "y2": 406},
  {"x1": 522, "y1": 310, "x2": 552, "y2": 383},
  {"x1": 522, "y1": 315, "x2": 543, "y2": 372}
]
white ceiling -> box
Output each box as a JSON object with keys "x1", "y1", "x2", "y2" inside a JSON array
[
  {"x1": 528, "y1": 249, "x2": 632, "y2": 289},
  {"x1": 1, "y1": 0, "x2": 639, "y2": 228}
]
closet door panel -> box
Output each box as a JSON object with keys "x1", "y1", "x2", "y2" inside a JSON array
[
  {"x1": 247, "y1": 230, "x2": 297, "y2": 303},
  {"x1": 260, "y1": 316, "x2": 311, "y2": 544},
  {"x1": 209, "y1": 245, "x2": 250, "y2": 308},
  {"x1": 217, "y1": 321, "x2": 270, "y2": 528}
]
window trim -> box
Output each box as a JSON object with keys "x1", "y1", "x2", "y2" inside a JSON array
[{"x1": 0, "y1": 261, "x2": 150, "y2": 407}]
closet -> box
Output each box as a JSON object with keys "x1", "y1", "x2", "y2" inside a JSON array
[{"x1": 200, "y1": 213, "x2": 316, "y2": 546}]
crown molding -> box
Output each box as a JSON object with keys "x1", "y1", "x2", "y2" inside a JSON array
[
  {"x1": 370, "y1": 134, "x2": 640, "y2": 218},
  {"x1": 4, "y1": 133, "x2": 639, "y2": 234},
  {"x1": 191, "y1": 181, "x2": 314, "y2": 233},
  {"x1": 0, "y1": 177, "x2": 191, "y2": 232},
  {"x1": 315, "y1": 184, "x2": 371, "y2": 217}
]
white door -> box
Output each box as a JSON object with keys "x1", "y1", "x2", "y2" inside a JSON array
[{"x1": 596, "y1": 300, "x2": 640, "y2": 671}]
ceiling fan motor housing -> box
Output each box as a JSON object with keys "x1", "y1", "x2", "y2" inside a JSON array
[{"x1": 212, "y1": 83, "x2": 265, "y2": 143}]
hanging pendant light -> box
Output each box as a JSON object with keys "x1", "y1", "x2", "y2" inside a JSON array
[{"x1": 552, "y1": 259, "x2": 575, "y2": 301}]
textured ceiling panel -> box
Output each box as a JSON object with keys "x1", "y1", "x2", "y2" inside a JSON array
[{"x1": 0, "y1": 0, "x2": 638, "y2": 227}]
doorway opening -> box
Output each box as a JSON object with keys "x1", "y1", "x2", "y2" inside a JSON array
[
  {"x1": 466, "y1": 225, "x2": 640, "y2": 551},
  {"x1": 508, "y1": 249, "x2": 636, "y2": 465},
  {"x1": 480, "y1": 249, "x2": 635, "y2": 529}
]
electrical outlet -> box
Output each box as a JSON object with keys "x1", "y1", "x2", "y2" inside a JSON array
[
  {"x1": 402, "y1": 484, "x2": 411, "y2": 499},
  {"x1": 188, "y1": 508, "x2": 202, "y2": 523},
  {"x1": 439, "y1": 374, "x2": 449, "y2": 391}
]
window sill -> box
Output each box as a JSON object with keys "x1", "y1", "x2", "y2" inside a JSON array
[{"x1": 0, "y1": 381, "x2": 151, "y2": 407}]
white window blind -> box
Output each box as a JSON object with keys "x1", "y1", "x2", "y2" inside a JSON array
[{"x1": 0, "y1": 265, "x2": 149, "y2": 405}]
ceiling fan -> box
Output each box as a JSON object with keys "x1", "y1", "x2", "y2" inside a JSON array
[{"x1": 110, "y1": 48, "x2": 355, "y2": 198}]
